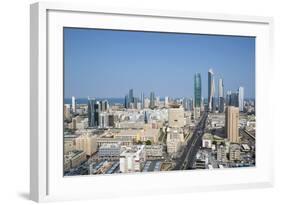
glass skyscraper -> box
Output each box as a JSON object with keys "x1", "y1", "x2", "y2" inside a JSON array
[
  {"x1": 194, "y1": 73, "x2": 201, "y2": 108},
  {"x1": 208, "y1": 69, "x2": 215, "y2": 111},
  {"x1": 88, "y1": 98, "x2": 100, "y2": 127},
  {"x1": 149, "y1": 91, "x2": 155, "y2": 109}
]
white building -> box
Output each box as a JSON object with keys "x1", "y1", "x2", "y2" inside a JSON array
[
  {"x1": 72, "y1": 96, "x2": 76, "y2": 113},
  {"x1": 238, "y1": 86, "x2": 244, "y2": 112},
  {"x1": 202, "y1": 134, "x2": 212, "y2": 148},
  {"x1": 99, "y1": 112, "x2": 109, "y2": 128},
  {"x1": 164, "y1": 96, "x2": 169, "y2": 108},
  {"x1": 119, "y1": 145, "x2": 146, "y2": 173}
]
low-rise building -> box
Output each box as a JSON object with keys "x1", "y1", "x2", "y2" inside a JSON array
[
  {"x1": 114, "y1": 128, "x2": 160, "y2": 144},
  {"x1": 119, "y1": 145, "x2": 146, "y2": 173},
  {"x1": 145, "y1": 145, "x2": 163, "y2": 158},
  {"x1": 217, "y1": 145, "x2": 227, "y2": 162},
  {"x1": 97, "y1": 135, "x2": 133, "y2": 147},
  {"x1": 75, "y1": 132, "x2": 97, "y2": 156},
  {"x1": 166, "y1": 127, "x2": 184, "y2": 155},
  {"x1": 202, "y1": 133, "x2": 212, "y2": 148},
  {"x1": 98, "y1": 143, "x2": 122, "y2": 160},
  {"x1": 64, "y1": 150, "x2": 87, "y2": 170},
  {"x1": 229, "y1": 143, "x2": 241, "y2": 161}
]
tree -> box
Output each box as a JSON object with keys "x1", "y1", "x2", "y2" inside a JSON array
[
  {"x1": 145, "y1": 140, "x2": 152, "y2": 145},
  {"x1": 136, "y1": 140, "x2": 143, "y2": 145}
]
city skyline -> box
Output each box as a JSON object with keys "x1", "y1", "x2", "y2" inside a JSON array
[{"x1": 64, "y1": 28, "x2": 255, "y2": 99}]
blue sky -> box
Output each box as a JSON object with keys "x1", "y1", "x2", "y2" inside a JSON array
[{"x1": 64, "y1": 28, "x2": 255, "y2": 99}]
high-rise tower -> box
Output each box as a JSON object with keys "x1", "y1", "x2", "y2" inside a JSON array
[
  {"x1": 238, "y1": 87, "x2": 244, "y2": 112},
  {"x1": 208, "y1": 69, "x2": 215, "y2": 111},
  {"x1": 225, "y1": 106, "x2": 239, "y2": 143},
  {"x1": 194, "y1": 73, "x2": 201, "y2": 108},
  {"x1": 218, "y1": 78, "x2": 224, "y2": 113}
]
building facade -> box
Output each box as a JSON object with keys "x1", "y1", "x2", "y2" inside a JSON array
[
  {"x1": 168, "y1": 107, "x2": 185, "y2": 128},
  {"x1": 194, "y1": 73, "x2": 202, "y2": 108},
  {"x1": 208, "y1": 69, "x2": 215, "y2": 111},
  {"x1": 225, "y1": 106, "x2": 240, "y2": 143},
  {"x1": 238, "y1": 86, "x2": 244, "y2": 112}
]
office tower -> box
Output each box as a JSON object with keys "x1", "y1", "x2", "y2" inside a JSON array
[
  {"x1": 226, "y1": 91, "x2": 231, "y2": 106},
  {"x1": 129, "y1": 89, "x2": 134, "y2": 105},
  {"x1": 189, "y1": 98, "x2": 194, "y2": 111},
  {"x1": 218, "y1": 78, "x2": 224, "y2": 113},
  {"x1": 238, "y1": 87, "x2": 244, "y2": 112},
  {"x1": 149, "y1": 91, "x2": 155, "y2": 109},
  {"x1": 168, "y1": 108, "x2": 185, "y2": 128},
  {"x1": 218, "y1": 78, "x2": 224, "y2": 98},
  {"x1": 165, "y1": 96, "x2": 169, "y2": 108},
  {"x1": 141, "y1": 92, "x2": 145, "y2": 109},
  {"x1": 225, "y1": 106, "x2": 239, "y2": 143},
  {"x1": 99, "y1": 113, "x2": 107, "y2": 128},
  {"x1": 101, "y1": 100, "x2": 108, "y2": 112},
  {"x1": 124, "y1": 95, "x2": 129, "y2": 109},
  {"x1": 72, "y1": 96, "x2": 76, "y2": 113},
  {"x1": 218, "y1": 97, "x2": 225, "y2": 113},
  {"x1": 156, "y1": 96, "x2": 160, "y2": 107},
  {"x1": 108, "y1": 114, "x2": 114, "y2": 127},
  {"x1": 194, "y1": 73, "x2": 202, "y2": 108},
  {"x1": 133, "y1": 97, "x2": 138, "y2": 109},
  {"x1": 208, "y1": 69, "x2": 215, "y2": 111},
  {"x1": 183, "y1": 98, "x2": 188, "y2": 110},
  {"x1": 230, "y1": 92, "x2": 239, "y2": 107},
  {"x1": 144, "y1": 111, "x2": 148, "y2": 124},
  {"x1": 88, "y1": 98, "x2": 100, "y2": 127}
]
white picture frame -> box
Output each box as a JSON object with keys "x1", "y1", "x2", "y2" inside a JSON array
[{"x1": 30, "y1": 2, "x2": 274, "y2": 202}]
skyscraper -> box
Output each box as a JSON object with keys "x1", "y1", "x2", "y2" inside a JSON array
[
  {"x1": 194, "y1": 73, "x2": 201, "y2": 108},
  {"x1": 141, "y1": 92, "x2": 145, "y2": 109},
  {"x1": 225, "y1": 106, "x2": 239, "y2": 143},
  {"x1": 165, "y1": 96, "x2": 169, "y2": 108},
  {"x1": 230, "y1": 92, "x2": 239, "y2": 107},
  {"x1": 149, "y1": 91, "x2": 155, "y2": 109},
  {"x1": 72, "y1": 96, "x2": 76, "y2": 113},
  {"x1": 101, "y1": 100, "x2": 108, "y2": 112},
  {"x1": 129, "y1": 89, "x2": 134, "y2": 105},
  {"x1": 88, "y1": 98, "x2": 100, "y2": 127},
  {"x1": 124, "y1": 95, "x2": 129, "y2": 109},
  {"x1": 238, "y1": 87, "x2": 244, "y2": 112},
  {"x1": 144, "y1": 111, "x2": 148, "y2": 124},
  {"x1": 218, "y1": 78, "x2": 224, "y2": 113},
  {"x1": 226, "y1": 91, "x2": 231, "y2": 106},
  {"x1": 208, "y1": 69, "x2": 215, "y2": 111}
]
